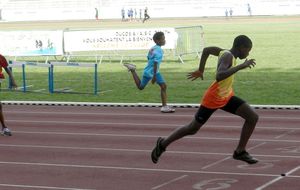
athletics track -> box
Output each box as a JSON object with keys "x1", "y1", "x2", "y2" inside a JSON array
[{"x1": 0, "y1": 102, "x2": 299, "y2": 190}]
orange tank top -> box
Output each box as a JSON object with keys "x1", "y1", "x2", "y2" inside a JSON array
[{"x1": 201, "y1": 50, "x2": 236, "y2": 109}]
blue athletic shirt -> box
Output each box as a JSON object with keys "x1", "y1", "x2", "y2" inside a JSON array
[{"x1": 143, "y1": 45, "x2": 163, "y2": 78}]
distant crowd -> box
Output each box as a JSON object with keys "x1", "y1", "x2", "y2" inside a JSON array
[{"x1": 121, "y1": 7, "x2": 150, "y2": 23}]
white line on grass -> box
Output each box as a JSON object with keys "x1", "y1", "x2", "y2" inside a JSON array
[
  {"x1": 33, "y1": 89, "x2": 46, "y2": 92},
  {"x1": 97, "y1": 90, "x2": 113, "y2": 94},
  {"x1": 16, "y1": 85, "x2": 34, "y2": 90}
]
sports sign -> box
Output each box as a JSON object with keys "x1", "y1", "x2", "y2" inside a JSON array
[
  {"x1": 0, "y1": 31, "x2": 63, "y2": 56},
  {"x1": 64, "y1": 28, "x2": 178, "y2": 52}
]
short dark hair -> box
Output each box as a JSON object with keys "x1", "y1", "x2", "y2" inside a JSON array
[
  {"x1": 233, "y1": 35, "x2": 252, "y2": 48},
  {"x1": 153, "y1": 32, "x2": 164, "y2": 42}
]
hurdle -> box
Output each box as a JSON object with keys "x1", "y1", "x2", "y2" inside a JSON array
[
  {"x1": 49, "y1": 62, "x2": 99, "y2": 95},
  {"x1": 8, "y1": 61, "x2": 52, "y2": 92},
  {"x1": 8, "y1": 61, "x2": 26, "y2": 92}
]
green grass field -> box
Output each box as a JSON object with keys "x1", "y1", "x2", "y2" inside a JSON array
[{"x1": 0, "y1": 16, "x2": 299, "y2": 105}]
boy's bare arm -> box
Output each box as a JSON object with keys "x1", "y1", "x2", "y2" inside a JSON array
[
  {"x1": 4, "y1": 67, "x2": 17, "y2": 88},
  {"x1": 151, "y1": 61, "x2": 158, "y2": 84},
  {"x1": 198, "y1": 46, "x2": 223, "y2": 72},
  {"x1": 216, "y1": 53, "x2": 256, "y2": 82},
  {"x1": 187, "y1": 46, "x2": 223, "y2": 81}
]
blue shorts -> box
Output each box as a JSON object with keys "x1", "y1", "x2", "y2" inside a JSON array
[{"x1": 140, "y1": 72, "x2": 165, "y2": 88}]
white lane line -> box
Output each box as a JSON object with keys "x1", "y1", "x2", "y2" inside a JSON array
[
  {"x1": 255, "y1": 166, "x2": 300, "y2": 190},
  {"x1": 7, "y1": 119, "x2": 181, "y2": 127},
  {"x1": 0, "y1": 161, "x2": 284, "y2": 177},
  {"x1": 201, "y1": 157, "x2": 232, "y2": 170},
  {"x1": 1, "y1": 144, "x2": 300, "y2": 159},
  {"x1": 275, "y1": 130, "x2": 296, "y2": 139},
  {"x1": 151, "y1": 175, "x2": 188, "y2": 190},
  {"x1": 5, "y1": 110, "x2": 300, "y2": 120},
  {"x1": 7, "y1": 111, "x2": 194, "y2": 117},
  {"x1": 7, "y1": 119, "x2": 300, "y2": 131},
  {"x1": 10, "y1": 130, "x2": 300, "y2": 143},
  {"x1": 249, "y1": 142, "x2": 267, "y2": 149},
  {"x1": 0, "y1": 183, "x2": 95, "y2": 190},
  {"x1": 201, "y1": 143, "x2": 266, "y2": 170}
]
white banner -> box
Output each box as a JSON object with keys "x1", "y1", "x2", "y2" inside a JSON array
[
  {"x1": 64, "y1": 28, "x2": 178, "y2": 52},
  {"x1": 0, "y1": 31, "x2": 63, "y2": 56}
]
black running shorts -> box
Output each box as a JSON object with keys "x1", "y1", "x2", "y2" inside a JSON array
[{"x1": 194, "y1": 96, "x2": 246, "y2": 124}]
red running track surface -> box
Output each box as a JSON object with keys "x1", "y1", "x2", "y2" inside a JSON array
[{"x1": 0, "y1": 105, "x2": 300, "y2": 190}]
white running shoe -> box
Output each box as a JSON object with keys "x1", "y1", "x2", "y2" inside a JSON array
[
  {"x1": 123, "y1": 63, "x2": 136, "y2": 71},
  {"x1": 1, "y1": 127, "x2": 12, "y2": 136},
  {"x1": 160, "y1": 106, "x2": 175, "y2": 113}
]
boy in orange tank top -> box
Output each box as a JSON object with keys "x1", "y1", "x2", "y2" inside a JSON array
[{"x1": 151, "y1": 35, "x2": 259, "y2": 164}]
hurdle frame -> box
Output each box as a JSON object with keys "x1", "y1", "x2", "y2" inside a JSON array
[
  {"x1": 8, "y1": 61, "x2": 52, "y2": 92},
  {"x1": 49, "y1": 61, "x2": 99, "y2": 95}
]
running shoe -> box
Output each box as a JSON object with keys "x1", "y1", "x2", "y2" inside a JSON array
[
  {"x1": 233, "y1": 150, "x2": 258, "y2": 164},
  {"x1": 123, "y1": 63, "x2": 136, "y2": 71},
  {"x1": 151, "y1": 137, "x2": 165, "y2": 164},
  {"x1": 160, "y1": 106, "x2": 175, "y2": 113},
  {"x1": 1, "y1": 127, "x2": 12, "y2": 136}
]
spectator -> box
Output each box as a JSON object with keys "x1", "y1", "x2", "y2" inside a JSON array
[
  {"x1": 95, "y1": 8, "x2": 99, "y2": 20},
  {"x1": 121, "y1": 8, "x2": 125, "y2": 21},
  {"x1": 139, "y1": 9, "x2": 142, "y2": 21},
  {"x1": 247, "y1": 3, "x2": 252, "y2": 16},
  {"x1": 143, "y1": 7, "x2": 150, "y2": 23},
  {"x1": 229, "y1": 8, "x2": 233, "y2": 17}
]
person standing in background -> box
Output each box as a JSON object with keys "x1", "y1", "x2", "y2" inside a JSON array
[
  {"x1": 143, "y1": 7, "x2": 150, "y2": 23},
  {"x1": 139, "y1": 9, "x2": 142, "y2": 21},
  {"x1": 95, "y1": 8, "x2": 99, "y2": 20},
  {"x1": 247, "y1": 3, "x2": 252, "y2": 16},
  {"x1": 229, "y1": 8, "x2": 233, "y2": 17},
  {"x1": 121, "y1": 8, "x2": 125, "y2": 21}
]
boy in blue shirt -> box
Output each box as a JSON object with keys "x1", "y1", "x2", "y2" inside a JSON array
[{"x1": 124, "y1": 32, "x2": 175, "y2": 113}]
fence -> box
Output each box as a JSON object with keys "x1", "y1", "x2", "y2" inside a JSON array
[{"x1": 175, "y1": 26, "x2": 204, "y2": 63}]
